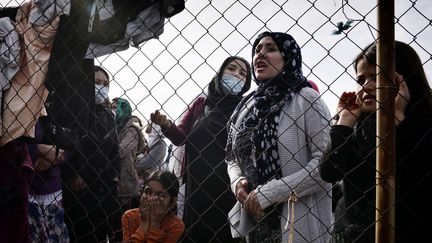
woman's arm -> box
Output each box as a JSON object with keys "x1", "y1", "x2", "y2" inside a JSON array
[
  {"x1": 320, "y1": 125, "x2": 358, "y2": 182},
  {"x1": 162, "y1": 97, "x2": 205, "y2": 146},
  {"x1": 255, "y1": 93, "x2": 332, "y2": 209}
]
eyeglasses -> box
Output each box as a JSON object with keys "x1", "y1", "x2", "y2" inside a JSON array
[{"x1": 143, "y1": 186, "x2": 167, "y2": 199}]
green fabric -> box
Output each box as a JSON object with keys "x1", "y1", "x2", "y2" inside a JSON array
[{"x1": 115, "y1": 98, "x2": 132, "y2": 129}]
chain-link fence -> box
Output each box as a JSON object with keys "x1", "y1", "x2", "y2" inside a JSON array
[{"x1": 0, "y1": 0, "x2": 431, "y2": 242}]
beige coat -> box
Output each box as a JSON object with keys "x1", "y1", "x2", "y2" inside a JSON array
[{"x1": 118, "y1": 119, "x2": 145, "y2": 198}]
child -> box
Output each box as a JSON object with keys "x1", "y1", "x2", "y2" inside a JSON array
[{"x1": 122, "y1": 171, "x2": 184, "y2": 242}]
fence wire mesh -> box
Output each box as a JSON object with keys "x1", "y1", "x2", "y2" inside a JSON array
[{"x1": 0, "y1": 0, "x2": 431, "y2": 242}]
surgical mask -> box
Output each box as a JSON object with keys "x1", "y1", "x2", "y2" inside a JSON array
[
  {"x1": 95, "y1": 84, "x2": 109, "y2": 104},
  {"x1": 220, "y1": 74, "x2": 244, "y2": 95}
]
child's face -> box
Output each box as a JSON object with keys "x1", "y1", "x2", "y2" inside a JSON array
[{"x1": 142, "y1": 180, "x2": 173, "y2": 209}]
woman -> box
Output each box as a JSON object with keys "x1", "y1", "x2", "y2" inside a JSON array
[
  {"x1": 62, "y1": 65, "x2": 123, "y2": 242},
  {"x1": 225, "y1": 32, "x2": 332, "y2": 243},
  {"x1": 320, "y1": 41, "x2": 432, "y2": 242},
  {"x1": 122, "y1": 170, "x2": 185, "y2": 242},
  {"x1": 112, "y1": 97, "x2": 145, "y2": 211},
  {"x1": 150, "y1": 56, "x2": 252, "y2": 242}
]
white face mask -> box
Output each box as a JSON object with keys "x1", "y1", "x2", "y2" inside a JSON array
[
  {"x1": 220, "y1": 74, "x2": 244, "y2": 95},
  {"x1": 95, "y1": 84, "x2": 109, "y2": 104}
]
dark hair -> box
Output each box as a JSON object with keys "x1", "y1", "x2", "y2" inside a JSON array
[
  {"x1": 94, "y1": 65, "x2": 110, "y2": 82},
  {"x1": 354, "y1": 41, "x2": 432, "y2": 117},
  {"x1": 146, "y1": 170, "x2": 179, "y2": 199}
]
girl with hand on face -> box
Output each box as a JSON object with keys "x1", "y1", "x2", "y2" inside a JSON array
[
  {"x1": 225, "y1": 32, "x2": 332, "y2": 243},
  {"x1": 150, "y1": 56, "x2": 252, "y2": 242},
  {"x1": 122, "y1": 171, "x2": 184, "y2": 243},
  {"x1": 320, "y1": 41, "x2": 432, "y2": 243}
]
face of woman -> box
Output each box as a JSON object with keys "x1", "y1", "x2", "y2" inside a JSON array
[
  {"x1": 111, "y1": 101, "x2": 118, "y2": 110},
  {"x1": 142, "y1": 180, "x2": 173, "y2": 209},
  {"x1": 95, "y1": 70, "x2": 109, "y2": 87},
  {"x1": 355, "y1": 58, "x2": 377, "y2": 113},
  {"x1": 253, "y1": 36, "x2": 285, "y2": 82},
  {"x1": 223, "y1": 59, "x2": 248, "y2": 81}
]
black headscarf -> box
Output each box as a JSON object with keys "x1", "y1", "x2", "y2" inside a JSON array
[
  {"x1": 202, "y1": 56, "x2": 252, "y2": 126},
  {"x1": 186, "y1": 56, "x2": 252, "y2": 179}
]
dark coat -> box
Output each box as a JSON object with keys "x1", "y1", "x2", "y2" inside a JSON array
[{"x1": 320, "y1": 115, "x2": 432, "y2": 242}]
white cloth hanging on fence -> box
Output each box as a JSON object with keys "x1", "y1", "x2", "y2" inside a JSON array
[{"x1": 0, "y1": 17, "x2": 20, "y2": 111}]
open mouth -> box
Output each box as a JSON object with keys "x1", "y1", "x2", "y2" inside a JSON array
[
  {"x1": 255, "y1": 61, "x2": 267, "y2": 70},
  {"x1": 363, "y1": 94, "x2": 376, "y2": 102}
]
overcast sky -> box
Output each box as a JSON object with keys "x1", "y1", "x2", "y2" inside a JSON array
[{"x1": 2, "y1": 0, "x2": 432, "y2": 124}]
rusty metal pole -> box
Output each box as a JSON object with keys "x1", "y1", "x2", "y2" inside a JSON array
[{"x1": 376, "y1": 0, "x2": 396, "y2": 243}]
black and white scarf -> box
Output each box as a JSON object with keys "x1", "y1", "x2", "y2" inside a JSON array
[{"x1": 226, "y1": 32, "x2": 310, "y2": 187}]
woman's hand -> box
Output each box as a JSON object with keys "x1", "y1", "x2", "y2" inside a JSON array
[
  {"x1": 37, "y1": 144, "x2": 64, "y2": 165},
  {"x1": 336, "y1": 91, "x2": 362, "y2": 127},
  {"x1": 244, "y1": 190, "x2": 264, "y2": 220},
  {"x1": 34, "y1": 157, "x2": 51, "y2": 172},
  {"x1": 395, "y1": 74, "x2": 410, "y2": 125},
  {"x1": 235, "y1": 179, "x2": 249, "y2": 203},
  {"x1": 150, "y1": 110, "x2": 172, "y2": 130}
]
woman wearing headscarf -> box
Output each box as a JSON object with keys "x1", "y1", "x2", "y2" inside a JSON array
[
  {"x1": 225, "y1": 32, "x2": 332, "y2": 243},
  {"x1": 112, "y1": 97, "x2": 145, "y2": 211},
  {"x1": 150, "y1": 56, "x2": 252, "y2": 242}
]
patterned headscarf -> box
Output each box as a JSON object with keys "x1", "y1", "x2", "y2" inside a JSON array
[
  {"x1": 227, "y1": 32, "x2": 310, "y2": 186},
  {"x1": 115, "y1": 98, "x2": 132, "y2": 130},
  {"x1": 251, "y1": 31, "x2": 308, "y2": 91}
]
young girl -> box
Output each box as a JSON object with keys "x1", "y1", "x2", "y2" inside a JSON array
[{"x1": 121, "y1": 171, "x2": 184, "y2": 243}]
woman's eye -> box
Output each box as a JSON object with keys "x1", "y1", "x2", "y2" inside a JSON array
[
  {"x1": 268, "y1": 47, "x2": 277, "y2": 52},
  {"x1": 155, "y1": 192, "x2": 167, "y2": 199},
  {"x1": 356, "y1": 77, "x2": 376, "y2": 86},
  {"x1": 144, "y1": 187, "x2": 152, "y2": 195}
]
